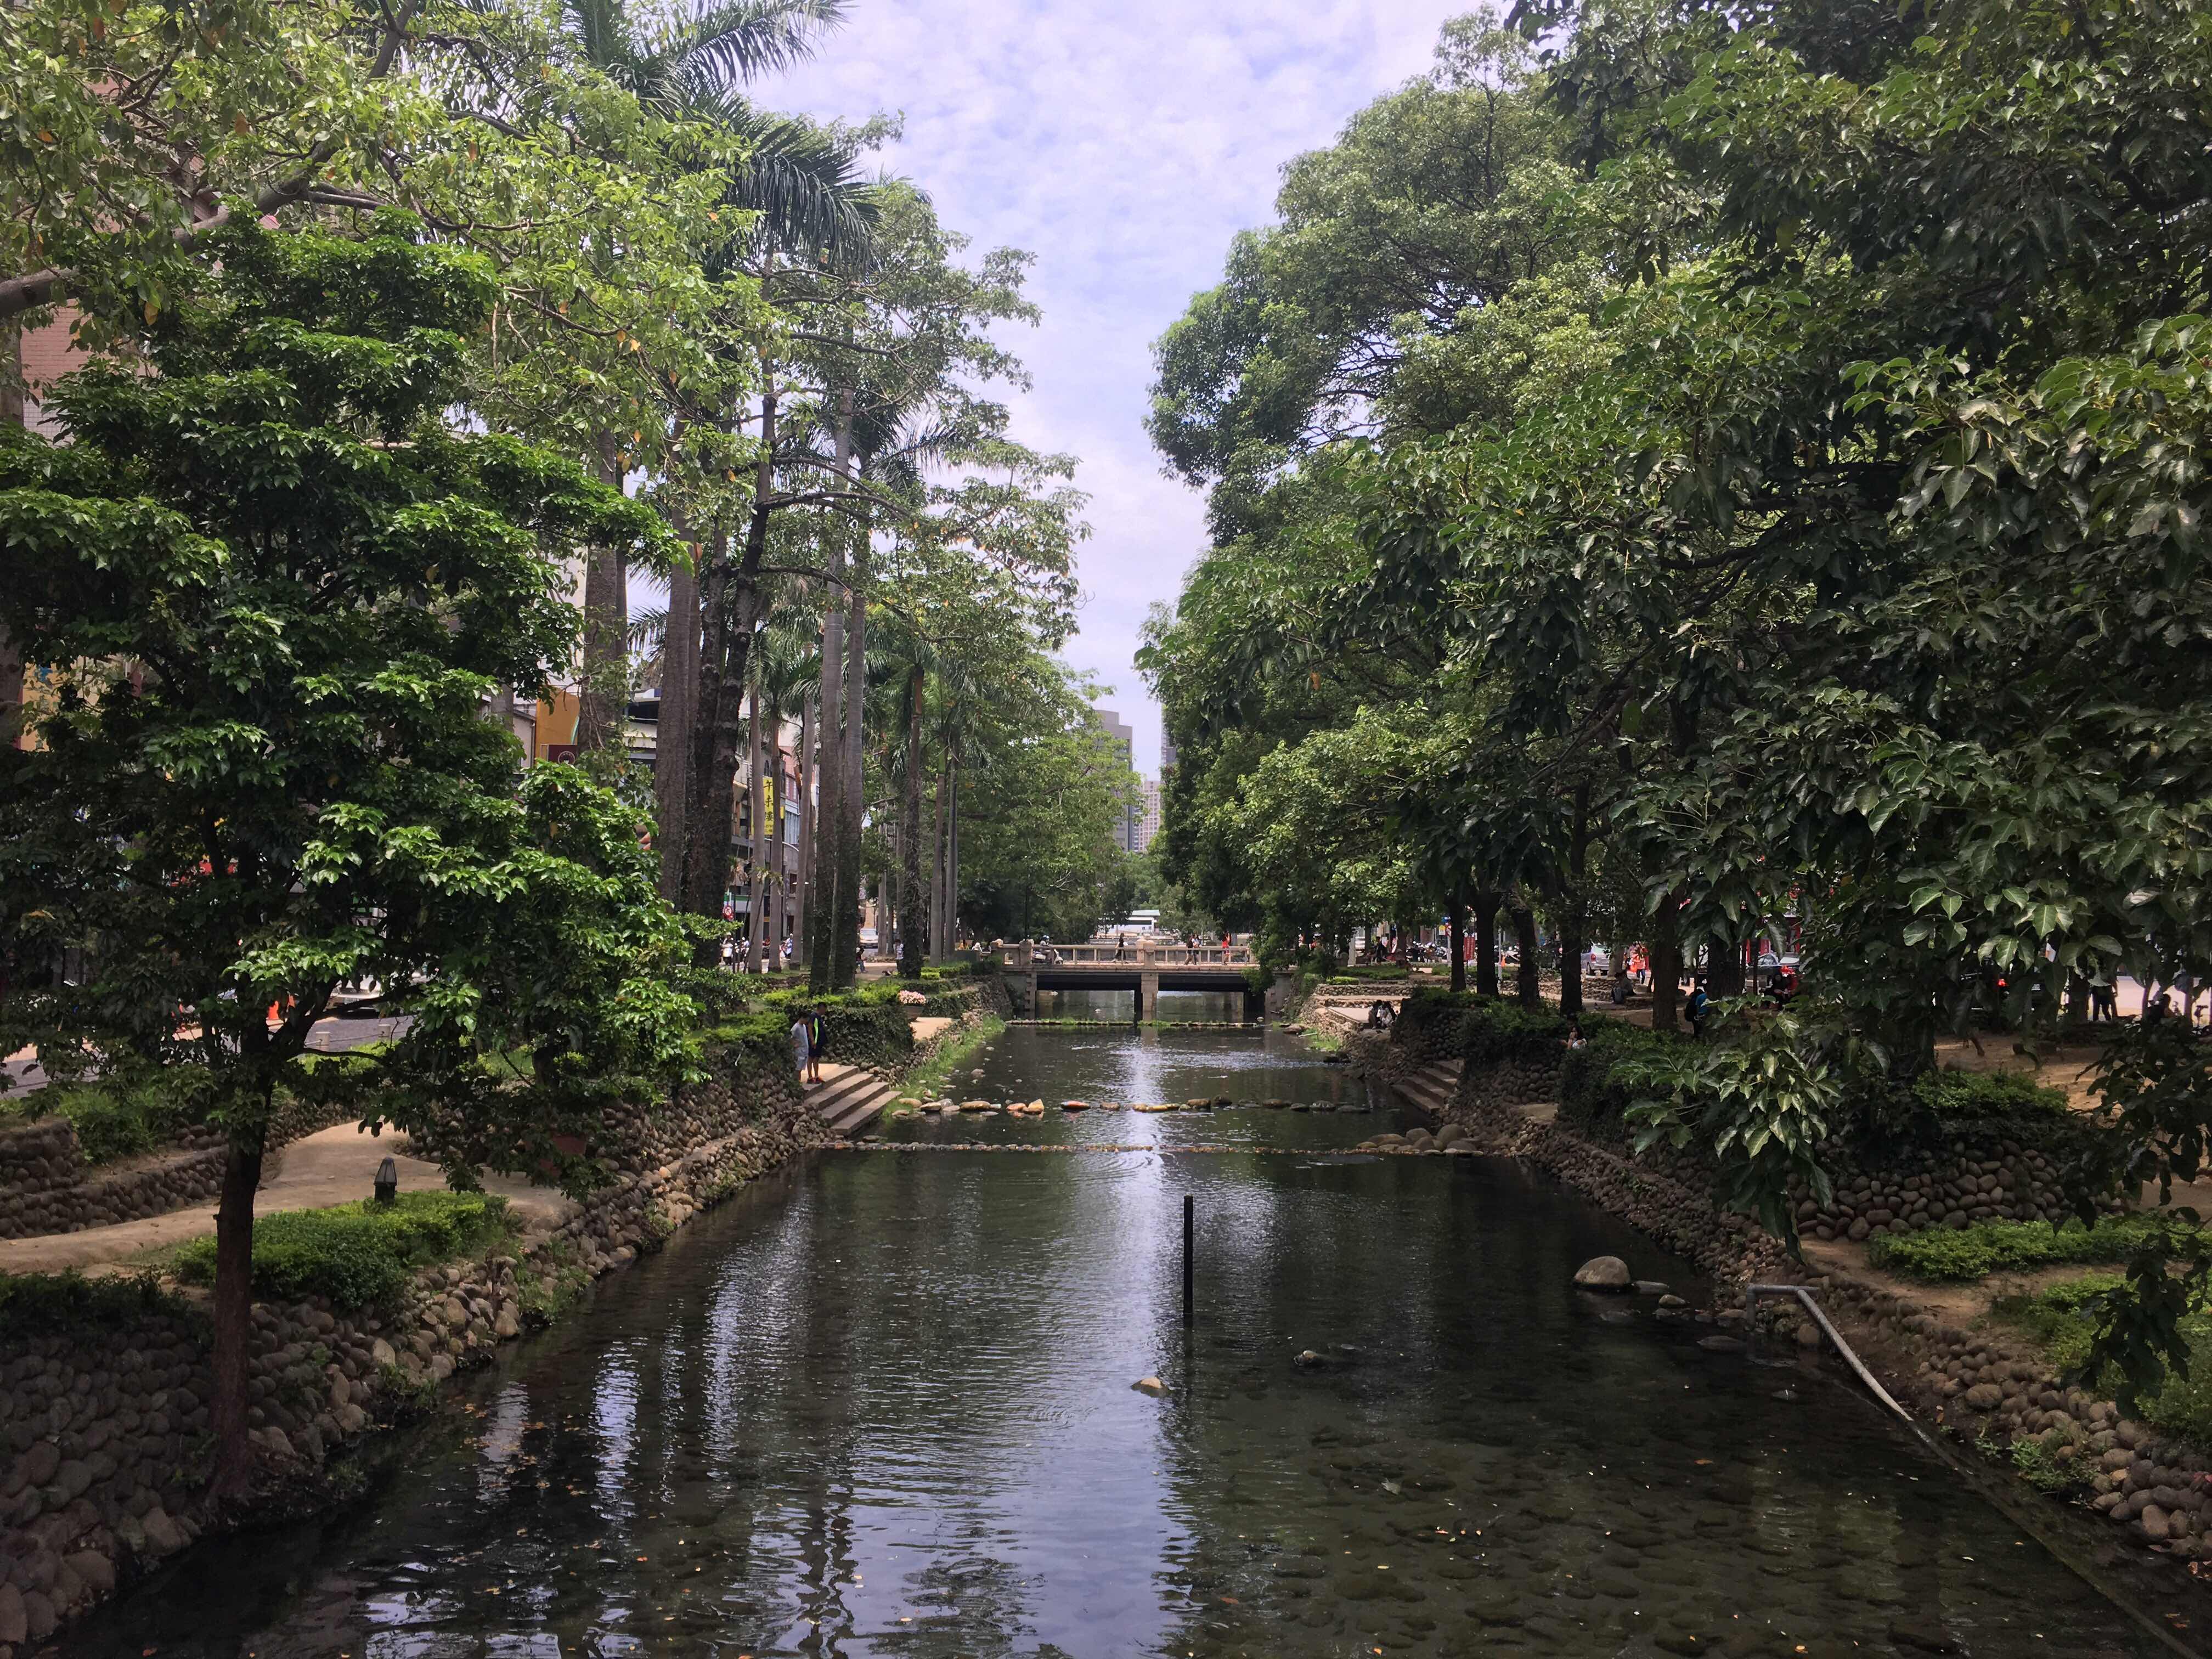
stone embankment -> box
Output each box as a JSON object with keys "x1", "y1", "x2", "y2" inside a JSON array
[
  {"x1": 0, "y1": 1064, "x2": 827, "y2": 1650},
  {"x1": 0, "y1": 1094, "x2": 354, "y2": 1243},
  {"x1": 1353, "y1": 1029, "x2": 2212, "y2": 1566}
]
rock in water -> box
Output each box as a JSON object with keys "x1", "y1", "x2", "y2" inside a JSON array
[
  {"x1": 1132, "y1": 1375, "x2": 1169, "y2": 1396},
  {"x1": 1293, "y1": 1349, "x2": 1324, "y2": 1368},
  {"x1": 1573, "y1": 1256, "x2": 1632, "y2": 1291},
  {"x1": 1633, "y1": 1280, "x2": 1669, "y2": 1296},
  {"x1": 1062, "y1": 1100, "x2": 1090, "y2": 1111}
]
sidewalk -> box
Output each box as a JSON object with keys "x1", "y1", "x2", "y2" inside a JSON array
[{"x1": 0, "y1": 1121, "x2": 576, "y2": 1277}]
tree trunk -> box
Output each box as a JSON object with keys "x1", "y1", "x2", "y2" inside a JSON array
[
  {"x1": 768, "y1": 706, "x2": 787, "y2": 970},
  {"x1": 1559, "y1": 785, "x2": 1589, "y2": 1016},
  {"x1": 946, "y1": 753, "x2": 960, "y2": 953},
  {"x1": 806, "y1": 404, "x2": 856, "y2": 992},
  {"x1": 805, "y1": 690, "x2": 822, "y2": 973},
  {"x1": 930, "y1": 759, "x2": 950, "y2": 964},
  {"x1": 656, "y1": 550, "x2": 698, "y2": 901},
  {"x1": 1448, "y1": 895, "x2": 1466, "y2": 995},
  {"x1": 1510, "y1": 896, "x2": 1541, "y2": 1009},
  {"x1": 832, "y1": 483, "x2": 868, "y2": 988},
  {"x1": 1708, "y1": 932, "x2": 1746, "y2": 999},
  {"x1": 745, "y1": 690, "x2": 764, "y2": 972},
  {"x1": 1650, "y1": 884, "x2": 1683, "y2": 1033},
  {"x1": 681, "y1": 341, "x2": 781, "y2": 945},
  {"x1": 1473, "y1": 888, "x2": 1502, "y2": 998},
  {"x1": 574, "y1": 436, "x2": 629, "y2": 755},
  {"x1": 901, "y1": 668, "x2": 928, "y2": 978},
  {"x1": 208, "y1": 1130, "x2": 267, "y2": 1501}
]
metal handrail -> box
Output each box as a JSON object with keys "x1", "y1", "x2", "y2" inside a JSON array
[{"x1": 1743, "y1": 1284, "x2": 1912, "y2": 1423}]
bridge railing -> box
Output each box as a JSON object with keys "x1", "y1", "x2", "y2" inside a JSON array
[{"x1": 996, "y1": 943, "x2": 1256, "y2": 968}]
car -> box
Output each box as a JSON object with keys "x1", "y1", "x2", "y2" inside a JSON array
[{"x1": 1583, "y1": 947, "x2": 1611, "y2": 977}]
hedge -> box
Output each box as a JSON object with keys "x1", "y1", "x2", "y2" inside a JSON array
[
  {"x1": 1866, "y1": 1215, "x2": 2158, "y2": 1282},
  {"x1": 171, "y1": 1191, "x2": 516, "y2": 1310}
]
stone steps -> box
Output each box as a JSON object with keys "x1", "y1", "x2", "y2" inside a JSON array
[
  {"x1": 806, "y1": 1065, "x2": 894, "y2": 1136},
  {"x1": 1390, "y1": 1061, "x2": 1459, "y2": 1117}
]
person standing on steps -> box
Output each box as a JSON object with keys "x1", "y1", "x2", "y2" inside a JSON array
[
  {"x1": 807, "y1": 1007, "x2": 826, "y2": 1085},
  {"x1": 792, "y1": 1007, "x2": 812, "y2": 1086}
]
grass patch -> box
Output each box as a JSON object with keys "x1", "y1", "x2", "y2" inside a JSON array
[
  {"x1": 171, "y1": 1190, "x2": 517, "y2": 1310},
  {"x1": 1867, "y1": 1216, "x2": 2162, "y2": 1282},
  {"x1": 1994, "y1": 1276, "x2": 2212, "y2": 1446},
  {"x1": 891, "y1": 1015, "x2": 1005, "y2": 1115},
  {"x1": 0, "y1": 1270, "x2": 200, "y2": 1340}
]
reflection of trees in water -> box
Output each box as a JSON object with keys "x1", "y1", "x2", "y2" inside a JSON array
[{"x1": 84, "y1": 1112, "x2": 2187, "y2": 1658}]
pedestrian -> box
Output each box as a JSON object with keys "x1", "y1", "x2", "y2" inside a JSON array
[
  {"x1": 2092, "y1": 979, "x2": 2118, "y2": 1022},
  {"x1": 791, "y1": 1006, "x2": 811, "y2": 1086},
  {"x1": 807, "y1": 1007, "x2": 826, "y2": 1083},
  {"x1": 1685, "y1": 978, "x2": 1710, "y2": 1040},
  {"x1": 1115, "y1": 931, "x2": 1127, "y2": 961},
  {"x1": 1564, "y1": 1019, "x2": 1587, "y2": 1051}
]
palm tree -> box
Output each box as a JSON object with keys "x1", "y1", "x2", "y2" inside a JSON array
[{"x1": 561, "y1": 0, "x2": 876, "y2": 759}]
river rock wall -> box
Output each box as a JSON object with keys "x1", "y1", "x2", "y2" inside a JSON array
[
  {"x1": 0, "y1": 1057, "x2": 822, "y2": 1651},
  {"x1": 1417, "y1": 1051, "x2": 2212, "y2": 1567},
  {"x1": 0, "y1": 1091, "x2": 356, "y2": 1243}
]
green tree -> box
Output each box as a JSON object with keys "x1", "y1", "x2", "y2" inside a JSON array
[{"x1": 0, "y1": 222, "x2": 687, "y2": 1496}]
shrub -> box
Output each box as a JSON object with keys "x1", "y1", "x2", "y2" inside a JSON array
[
  {"x1": 0, "y1": 1270, "x2": 198, "y2": 1339},
  {"x1": 1456, "y1": 999, "x2": 1572, "y2": 1067},
  {"x1": 1867, "y1": 1216, "x2": 2159, "y2": 1282},
  {"x1": 171, "y1": 1191, "x2": 516, "y2": 1310},
  {"x1": 1995, "y1": 1277, "x2": 2212, "y2": 1447},
  {"x1": 1912, "y1": 1068, "x2": 2068, "y2": 1124},
  {"x1": 1558, "y1": 1022, "x2": 1682, "y2": 1138},
  {"x1": 2, "y1": 1067, "x2": 215, "y2": 1165}
]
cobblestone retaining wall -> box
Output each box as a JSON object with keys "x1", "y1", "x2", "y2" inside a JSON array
[
  {"x1": 0, "y1": 1093, "x2": 356, "y2": 1243},
  {"x1": 0, "y1": 1058, "x2": 821, "y2": 1650}
]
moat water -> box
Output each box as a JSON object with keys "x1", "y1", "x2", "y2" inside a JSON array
[{"x1": 72, "y1": 999, "x2": 2201, "y2": 1656}]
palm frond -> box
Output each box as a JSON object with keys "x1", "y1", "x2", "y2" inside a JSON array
[
  {"x1": 667, "y1": 0, "x2": 846, "y2": 97},
  {"x1": 690, "y1": 92, "x2": 886, "y2": 267}
]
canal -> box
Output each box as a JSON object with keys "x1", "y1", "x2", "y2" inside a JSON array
[{"x1": 71, "y1": 1018, "x2": 2196, "y2": 1657}]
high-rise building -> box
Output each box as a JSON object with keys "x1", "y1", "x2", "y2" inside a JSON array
[
  {"x1": 1090, "y1": 707, "x2": 1139, "y2": 853},
  {"x1": 1136, "y1": 778, "x2": 1163, "y2": 854},
  {"x1": 1161, "y1": 721, "x2": 1178, "y2": 776}
]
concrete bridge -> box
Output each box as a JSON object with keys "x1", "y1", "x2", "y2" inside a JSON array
[{"x1": 998, "y1": 941, "x2": 1260, "y2": 1021}]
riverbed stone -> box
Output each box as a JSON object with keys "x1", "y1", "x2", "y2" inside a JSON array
[
  {"x1": 16, "y1": 1446, "x2": 55, "y2": 1490},
  {"x1": 1572, "y1": 1256, "x2": 1631, "y2": 1291},
  {"x1": 18, "y1": 1591, "x2": 53, "y2": 1642},
  {"x1": 0, "y1": 1583, "x2": 22, "y2": 1644}
]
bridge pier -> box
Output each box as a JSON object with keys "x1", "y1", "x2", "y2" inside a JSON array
[{"x1": 1139, "y1": 970, "x2": 1159, "y2": 1023}]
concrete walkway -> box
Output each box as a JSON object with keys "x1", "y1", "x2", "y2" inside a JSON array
[{"x1": 0, "y1": 1122, "x2": 577, "y2": 1277}]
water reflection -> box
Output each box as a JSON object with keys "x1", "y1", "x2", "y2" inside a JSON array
[{"x1": 68, "y1": 1029, "x2": 2199, "y2": 1659}]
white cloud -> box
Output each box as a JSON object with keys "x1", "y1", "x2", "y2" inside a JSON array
[{"x1": 768, "y1": 0, "x2": 1470, "y2": 772}]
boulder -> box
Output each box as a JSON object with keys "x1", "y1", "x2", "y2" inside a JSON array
[
  {"x1": 0, "y1": 1583, "x2": 24, "y2": 1645},
  {"x1": 1633, "y1": 1280, "x2": 1669, "y2": 1296},
  {"x1": 1061, "y1": 1101, "x2": 1090, "y2": 1111},
  {"x1": 140, "y1": 1508, "x2": 187, "y2": 1557},
  {"x1": 64, "y1": 1549, "x2": 114, "y2": 1595},
  {"x1": 1572, "y1": 1256, "x2": 1632, "y2": 1291},
  {"x1": 1131, "y1": 1375, "x2": 1169, "y2": 1396},
  {"x1": 19, "y1": 1442, "x2": 58, "y2": 1488}
]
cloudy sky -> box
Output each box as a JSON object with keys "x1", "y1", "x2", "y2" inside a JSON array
[{"x1": 768, "y1": 0, "x2": 1471, "y2": 774}]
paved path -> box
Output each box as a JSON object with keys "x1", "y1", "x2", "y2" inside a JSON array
[{"x1": 0, "y1": 1122, "x2": 576, "y2": 1277}]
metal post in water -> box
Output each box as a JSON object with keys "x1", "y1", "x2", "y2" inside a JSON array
[{"x1": 1182, "y1": 1194, "x2": 1194, "y2": 1323}]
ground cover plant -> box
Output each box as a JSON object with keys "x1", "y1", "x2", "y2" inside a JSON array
[
  {"x1": 1869, "y1": 1217, "x2": 2163, "y2": 1283},
  {"x1": 1997, "y1": 1277, "x2": 2212, "y2": 1447},
  {"x1": 171, "y1": 1192, "x2": 516, "y2": 1312}
]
